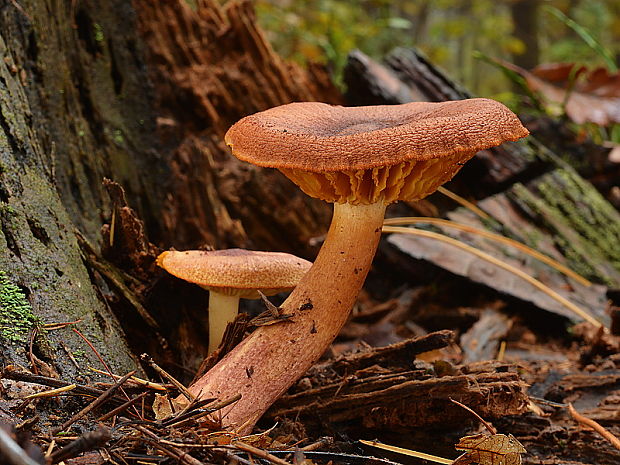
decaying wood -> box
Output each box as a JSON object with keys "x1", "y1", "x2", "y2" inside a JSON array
[
  {"x1": 460, "y1": 309, "x2": 512, "y2": 363},
  {"x1": 267, "y1": 332, "x2": 528, "y2": 429},
  {"x1": 316, "y1": 329, "x2": 454, "y2": 375},
  {"x1": 134, "y1": 0, "x2": 341, "y2": 254}
]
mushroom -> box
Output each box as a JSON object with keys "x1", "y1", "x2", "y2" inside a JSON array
[
  {"x1": 157, "y1": 249, "x2": 312, "y2": 353},
  {"x1": 184, "y1": 99, "x2": 529, "y2": 431}
]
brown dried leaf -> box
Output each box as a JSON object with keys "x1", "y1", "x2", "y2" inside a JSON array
[
  {"x1": 504, "y1": 61, "x2": 620, "y2": 126},
  {"x1": 453, "y1": 434, "x2": 526, "y2": 465}
]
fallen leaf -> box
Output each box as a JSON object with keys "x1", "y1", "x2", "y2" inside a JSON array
[
  {"x1": 502, "y1": 61, "x2": 620, "y2": 126},
  {"x1": 453, "y1": 433, "x2": 526, "y2": 465}
]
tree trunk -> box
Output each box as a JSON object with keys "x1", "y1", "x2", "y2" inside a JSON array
[
  {"x1": 0, "y1": 0, "x2": 340, "y2": 378},
  {"x1": 510, "y1": 0, "x2": 540, "y2": 71}
]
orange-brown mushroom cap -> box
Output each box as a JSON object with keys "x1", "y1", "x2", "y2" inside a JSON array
[
  {"x1": 157, "y1": 249, "x2": 312, "y2": 298},
  {"x1": 225, "y1": 99, "x2": 529, "y2": 204}
]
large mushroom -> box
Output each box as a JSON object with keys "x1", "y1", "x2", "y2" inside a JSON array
[
  {"x1": 157, "y1": 249, "x2": 311, "y2": 353},
  {"x1": 185, "y1": 99, "x2": 529, "y2": 432}
]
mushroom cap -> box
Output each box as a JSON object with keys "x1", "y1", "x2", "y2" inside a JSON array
[
  {"x1": 157, "y1": 249, "x2": 312, "y2": 299},
  {"x1": 225, "y1": 99, "x2": 529, "y2": 204}
]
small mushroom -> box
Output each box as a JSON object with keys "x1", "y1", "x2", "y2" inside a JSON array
[
  {"x1": 157, "y1": 249, "x2": 311, "y2": 353},
  {"x1": 186, "y1": 99, "x2": 529, "y2": 431}
]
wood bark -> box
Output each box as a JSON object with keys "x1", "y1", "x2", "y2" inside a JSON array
[{"x1": 510, "y1": 0, "x2": 540, "y2": 72}]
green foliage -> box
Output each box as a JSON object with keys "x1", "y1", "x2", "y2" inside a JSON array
[
  {"x1": 0, "y1": 270, "x2": 38, "y2": 344},
  {"x1": 255, "y1": 0, "x2": 619, "y2": 97},
  {"x1": 544, "y1": 6, "x2": 617, "y2": 72}
]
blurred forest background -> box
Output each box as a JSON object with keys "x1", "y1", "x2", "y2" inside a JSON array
[{"x1": 255, "y1": 1, "x2": 619, "y2": 133}]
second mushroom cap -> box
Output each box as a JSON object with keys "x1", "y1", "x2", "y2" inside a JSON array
[{"x1": 157, "y1": 249, "x2": 312, "y2": 298}]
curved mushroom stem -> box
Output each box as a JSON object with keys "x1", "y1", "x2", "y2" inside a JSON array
[
  {"x1": 207, "y1": 292, "x2": 241, "y2": 354},
  {"x1": 185, "y1": 201, "x2": 387, "y2": 433}
]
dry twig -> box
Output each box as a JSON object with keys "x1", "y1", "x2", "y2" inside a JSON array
[
  {"x1": 51, "y1": 371, "x2": 136, "y2": 434},
  {"x1": 568, "y1": 403, "x2": 620, "y2": 451}
]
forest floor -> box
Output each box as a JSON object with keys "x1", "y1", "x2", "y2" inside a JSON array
[{"x1": 2, "y1": 259, "x2": 619, "y2": 465}]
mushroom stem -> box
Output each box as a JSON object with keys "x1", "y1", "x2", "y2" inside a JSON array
[
  {"x1": 207, "y1": 292, "x2": 241, "y2": 354},
  {"x1": 186, "y1": 201, "x2": 387, "y2": 432}
]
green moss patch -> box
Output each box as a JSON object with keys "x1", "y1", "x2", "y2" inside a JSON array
[{"x1": 0, "y1": 270, "x2": 37, "y2": 344}]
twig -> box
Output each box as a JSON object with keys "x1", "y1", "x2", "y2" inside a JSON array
[
  {"x1": 568, "y1": 403, "x2": 620, "y2": 450},
  {"x1": 52, "y1": 371, "x2": 136, "y2": 434},
  {"x1": 382, "y1": 226, "x2": 604, "y2": 328},
  {"x1": 71, "y1": 328, "x2": 114, "y2": 377},
  {"x1": 42, "y1": 319, "x2": 82, "y2": 330},
  {"x1": 141, "y1": 354, "x2": 195, "y2": 402},
  {"x1": 2, "y1": 368, "x2": 124, "y2": 403},
  {"x1": 162, "y1": 394, "x2": 241, "y2": 427},
  {"x1": 89, "y1": 367, "x2": 167, "y2": 391},
  {"x1": 0, "y1": 426, "x2": 41, "y2": 465},
  {"x1": 300, "y1": 437, "x2": 333, "y2": 451},
  {"x1": 97, "y1": 391, "x2": 149, "y2": 422},
  {"x1": 449, "y1": 398, "x2": 497, "y2": 434},
  {"x1": 132, "y1": 425, "x2": 206, "y2": 465},
  {"x1": 49, "y1": 426, "x2": 112, "y2": 464},
  {"x1": 72, "y1": 328, "x2": 141, "y2": 418},
  {"x1": 232, "y1": 441, "x2": 294, "y2": 465}
]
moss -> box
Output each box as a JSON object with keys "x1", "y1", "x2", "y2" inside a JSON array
[
  {"x1": 0, "y1": 270, "x2": 38, "y2": 344},
  {"x1": 510, "y1": 167, "x2": 620, "y2": 286},
  {"x1": 94, "y1": 23, "x2": 105, "y2": 43},
  {"x1": 0, "y1": 202, "x2": 16, "y2": 216}
]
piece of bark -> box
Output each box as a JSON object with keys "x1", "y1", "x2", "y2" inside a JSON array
[
  {"x1": 387, "y1": 230, "x2": 609, "y2": 325},
  {"x1": 316, "y1": 329, "x2": 454, "y2": 376},
  {"x1": 460, "y1": 309, "x2": 513, "y2": 363},
  {"x1": 267, "y1": 333, "x2": 528, "y2": 430}
]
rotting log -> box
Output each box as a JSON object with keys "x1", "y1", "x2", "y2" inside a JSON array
[
  {"x1": 0, "y1": 5, "x2": 140, "y2": 374},
  {"x1": 344, "y1": 48, "x2": 620, "y2": 290}
]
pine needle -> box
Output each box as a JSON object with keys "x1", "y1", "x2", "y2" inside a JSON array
[
  {"x1": 383, "y1": 217, "x2": 592, "y2": 287},
  {"x1": 360, "y1": 439, "x2": 453, "y2": 464},
  {"x1": 437, "y1": 187, "x2": 490, "y2": 219}
]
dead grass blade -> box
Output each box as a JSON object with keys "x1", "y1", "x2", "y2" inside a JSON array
[
  {"x1": 359, "y1": 439, "x2": 453, "y2": 465},
  {"x1": 437, "y1": 186, "x2": 490, "y2": 219},
  {"x1": 382, "y1": 226, "x2": 603, "y2": 328},
  {"x1": 360, "y1": 439, "x2": 453, "y2": 464}
]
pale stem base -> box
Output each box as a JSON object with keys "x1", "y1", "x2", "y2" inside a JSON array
[{"x1": 208, "y1": 292, "x2": 240, "y2": 354}]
